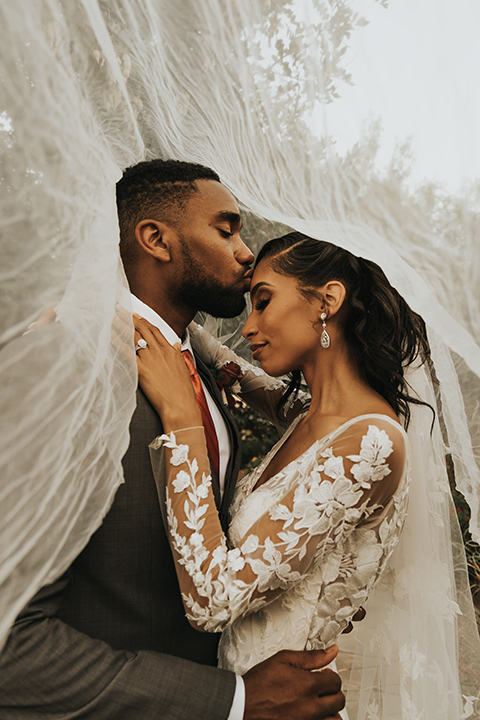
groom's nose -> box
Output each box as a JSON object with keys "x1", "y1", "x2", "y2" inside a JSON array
[{"x1": 234, "y1": 237, "x2": 254, "y2": 266}]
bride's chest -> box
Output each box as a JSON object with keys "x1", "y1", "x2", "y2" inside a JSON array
[{"x1": 228, "y1": 448, "x2": 319, "y2": 544}]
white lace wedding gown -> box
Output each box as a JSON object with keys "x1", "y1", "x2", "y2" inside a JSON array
[
  {"x1": 150, "y1": 411, "x2": 409, "y2": 677},
  {"x1": 147, "y1": 327, "x2": 479, "y2": 718}
]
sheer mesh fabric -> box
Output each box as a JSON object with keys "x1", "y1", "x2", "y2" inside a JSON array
[{"x1": 1, "y1": 1, "x2": 479, "y2": 716}]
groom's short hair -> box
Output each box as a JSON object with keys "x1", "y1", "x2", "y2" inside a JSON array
[{"x1": 116, "y1": 159, "x2": 220, "y2": 267}]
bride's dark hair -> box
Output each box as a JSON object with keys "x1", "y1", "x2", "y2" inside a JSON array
[{"x1": 255, "y1": 232, "x2": 433, "y2": 428}]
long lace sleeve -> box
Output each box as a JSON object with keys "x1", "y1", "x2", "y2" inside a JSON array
[
  {"x1": 189, "y1": 321, "x2": 309, "y2": 426},
  {"x1": 149, "y1": 417, "x2": 407, "y2": 633}
]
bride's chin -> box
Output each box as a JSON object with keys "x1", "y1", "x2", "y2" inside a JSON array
[{"x1": 259, "y1": 359, "x2": 291, "y2": 378}]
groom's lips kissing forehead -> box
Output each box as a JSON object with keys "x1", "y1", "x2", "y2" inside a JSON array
[{"x1": 243, "y1": 268, "x2": 253, "y2": 290}]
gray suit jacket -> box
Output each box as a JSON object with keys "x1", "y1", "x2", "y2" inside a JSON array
[{"x1": 0, "y1": 355, "x2": 242, "y2": 719}]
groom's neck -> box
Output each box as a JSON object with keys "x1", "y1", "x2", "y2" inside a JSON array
[{"x1": 132, "y1": 286, "x2": 195, "y2": 338}]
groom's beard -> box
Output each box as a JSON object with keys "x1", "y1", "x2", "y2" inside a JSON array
[{"x1": 177, "y1": 250, "x2": 248, "y2": 318}]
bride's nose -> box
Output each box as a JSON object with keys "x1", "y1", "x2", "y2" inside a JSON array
[{"x1": 242, "y1": 313, "x2": 257, "y2": 339}]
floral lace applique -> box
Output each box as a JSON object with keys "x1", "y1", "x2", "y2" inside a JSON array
[{"x1": 151, "y1": 418, "x2": 407, "y2": 637}]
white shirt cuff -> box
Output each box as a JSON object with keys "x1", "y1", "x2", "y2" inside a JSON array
[{"x1": 227, "y1": 674, "x2": 245, "y2": 720}]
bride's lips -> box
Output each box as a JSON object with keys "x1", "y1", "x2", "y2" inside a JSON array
[{"x1": 250, "y1": 342, "x2": 267, "y2": 359}]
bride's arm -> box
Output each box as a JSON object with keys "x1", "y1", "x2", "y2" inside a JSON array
[
  {"x1": 150, "y1": 421, "x2": 406, "y2": 634},
  {"x1": 189, "y1": 321, "x2": 310, "y2": 427}
]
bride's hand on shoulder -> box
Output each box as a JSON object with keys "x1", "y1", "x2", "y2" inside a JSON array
[{"x1": 133, "y1": 315, "x2": 202, "y2": 431}]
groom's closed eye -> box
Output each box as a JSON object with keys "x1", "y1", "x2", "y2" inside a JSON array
[{"x1": 214, "y1": 210, "x2": 242, "y2": 232}]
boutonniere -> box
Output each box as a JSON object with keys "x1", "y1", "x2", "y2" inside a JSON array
[{"x1": 213, "y1": 361, "x2": 243, "y2": 406}]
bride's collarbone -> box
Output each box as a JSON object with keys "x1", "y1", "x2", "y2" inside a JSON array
[{"x1": 297, "y1": 408, "x2": 362, "y2": 447}]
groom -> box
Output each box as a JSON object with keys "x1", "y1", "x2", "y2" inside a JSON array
[{"x1": 0, "y1": 160, "x2": 345, "y2": 719}]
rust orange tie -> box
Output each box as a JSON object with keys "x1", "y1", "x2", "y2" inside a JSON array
[{"x1": 182, "y1": 349, "x2": 220, "y2": 481}]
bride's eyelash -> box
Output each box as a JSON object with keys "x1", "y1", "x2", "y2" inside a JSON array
[{"x1": 254, "y1": 298, "x2": 270, "y2": 311}]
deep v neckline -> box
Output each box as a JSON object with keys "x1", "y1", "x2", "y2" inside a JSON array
[
  {"x1": 249, "y1": 411, "x2": 405, "y2": 493},
  {"x1": 250, "y1": 412, "x2": 307, "y2": 492}
]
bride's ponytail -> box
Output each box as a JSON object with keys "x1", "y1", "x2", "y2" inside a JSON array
[{"x1": 347, "y1": 255, "x2": 433, "y2": 427}]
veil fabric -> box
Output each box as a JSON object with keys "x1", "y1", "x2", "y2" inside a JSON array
[
  {"x1": 1, "y1": 0, "x2": 479, "y2": 715},
  {"x1": 336, "y1": 360, "x2": 480, "y2": 718}
]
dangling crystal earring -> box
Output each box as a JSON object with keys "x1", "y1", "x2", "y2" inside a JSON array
[{"x1": 320, "y1": 312, "x2": 331, "y2": 348}]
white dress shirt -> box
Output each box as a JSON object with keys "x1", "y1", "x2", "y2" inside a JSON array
[{"x1": 131, "y1": 295, "x2": 245, "y2": 719}]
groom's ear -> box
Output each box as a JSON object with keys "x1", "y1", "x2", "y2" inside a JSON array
[{"x1": 134, "y1": 219, "x2": 175, "y2": 263}]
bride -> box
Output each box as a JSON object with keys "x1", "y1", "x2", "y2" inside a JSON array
[{"x1": 134, "y1": 232, "x2": 471, "y2": 718}]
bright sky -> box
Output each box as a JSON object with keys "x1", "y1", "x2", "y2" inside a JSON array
[{"x1": 307, "y1": 0, "x2": 480, "y2": 193}]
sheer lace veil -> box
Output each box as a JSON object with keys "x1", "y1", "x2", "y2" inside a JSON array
[
  {"x1": 337, "y1": 359, "x2": 480, "y2": 718},
  {"x1": 1, "y1": 1, "x2": 479, "y2": 716}
]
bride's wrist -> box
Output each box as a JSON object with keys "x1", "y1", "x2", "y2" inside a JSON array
[{"x1": 161, "y1": 408, "x2": 203, "y2": 433}]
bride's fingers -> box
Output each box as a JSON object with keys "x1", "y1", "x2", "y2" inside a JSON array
[
  {"x1": 23, "y1": 305, "x2": 57, "y2": 334},
  {"x1": 133, "y1": 329, "x2": 145, "y2": 345},
  {"x1": 132, "y1": 317, "x2": 193, "y2": 393},
  {"x1": 111, "y1": 308, "x2": 132, "y2": 338},
  {"x1": 133, "y1": 315, "x2": 173, "y2": 353},
  {"x1": 133, "y1": 330, "x2": 146, "y2": 351},
  {"x1": 111, "y1": 329, "x2": 135, "y2": 360},
  {"x1": 133, "y1": 319, "x2": 188, "y2": 384}
]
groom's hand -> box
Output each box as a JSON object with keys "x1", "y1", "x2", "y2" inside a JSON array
[{"x1": 242, "y1": 645, "x2": 344, "y2": 720}]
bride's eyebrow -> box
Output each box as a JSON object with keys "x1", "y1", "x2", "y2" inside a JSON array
[{"x1": 250, "y1": 282, "x2": 273, "y2": 299}]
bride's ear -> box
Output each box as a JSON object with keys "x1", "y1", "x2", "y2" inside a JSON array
[{"x1": 318, "y1": 281, "x2": 347, "y2": 318}]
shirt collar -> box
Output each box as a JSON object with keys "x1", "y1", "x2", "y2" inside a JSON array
[{"x1": 130, "y1": 294, "x2": 193, "y2": 354}]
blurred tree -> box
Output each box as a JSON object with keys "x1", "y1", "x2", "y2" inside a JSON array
[{"x1": 230, "y1": 398, "x2": 281, "y2": 475}]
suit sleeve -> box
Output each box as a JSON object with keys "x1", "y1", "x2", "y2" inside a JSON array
[{"x1": 0, "y1": 572, "x2": 236, "y2": 720}]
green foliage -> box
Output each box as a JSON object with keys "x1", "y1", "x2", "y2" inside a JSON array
[
  {"x1": 448, "y1": 456, "x2": 480, "y2": 609},
  {"x1": 229, "y1": 398, "x2": 281, "y2": 473}
]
